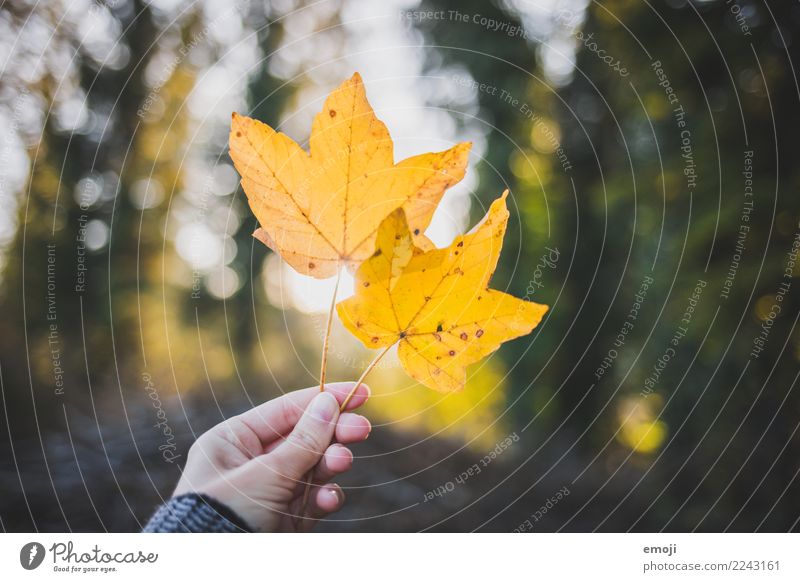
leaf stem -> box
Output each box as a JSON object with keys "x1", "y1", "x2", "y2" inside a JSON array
[
  {"x1": 294, "y1": 343, "x2": 393, "y2": 531},
  {"x1": 295, "y1": 270, "x2": 342, "y2": 531},
  {"x1": 340, "y1": 344, "x2": 393, "y2": 412},
  {"x1": 319, "y1": 269, "x2": 342, "y2": 391}
]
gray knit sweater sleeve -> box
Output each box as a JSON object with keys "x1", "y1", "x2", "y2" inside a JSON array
[{"x1": 142, "y1": 493, "x2": 252, "y2": 533}]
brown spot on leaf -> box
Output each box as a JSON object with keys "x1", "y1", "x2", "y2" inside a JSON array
[
  {"x1": 329, "y1": 109, "x2": 336, "y2": 117},
  {"x1": 371, "y1": 336, "x2": 379, "y2": 344},
  {"x1": 374, "y1": 249, "x2": 382, "y2": 257},
  {"x1": 460, "y1": 332, "x2": 468, "y2": 341},
  {"x1": 434, "y1": 333, "x2": 442, "y2": 341},
  {"x1": 457, "y1": 241, "x2": 464, "y2": 247},
  {"x1": 363, "y1": 281, "x2": 370, "y2": 287},
  {"x1": 436, "y1": 323, "x2": 443, "y2": 332},
  {"x1": 449, "y1": 350, "x2": 456, "y2": 356},
  {"x1": 308, "y1": 262, "x2": 315, "y2": 269},
  {"x1": 399, "y1": 331, "x2": 407, "y2": 339},
  {"x1": 235, "y1": 131, "x2": 242, "y2": 137},
  {"x1": 414, "y1": 228, "x2": 420, "y2": 235},
  {"x1": 476, "y1": 329, "x2": 484, "y2": 337}
]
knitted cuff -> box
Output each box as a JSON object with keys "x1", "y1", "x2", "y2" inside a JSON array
[{"x1": 142, "y1": 493, "x2": 253, "y2": 533}]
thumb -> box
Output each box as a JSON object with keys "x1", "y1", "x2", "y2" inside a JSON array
[{"x1": 266, "y1": 391, "x2": 339, "y2": 484}]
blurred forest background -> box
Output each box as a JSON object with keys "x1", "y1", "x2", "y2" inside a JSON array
[{"x1": 1, "y1": 0, "x2": 799, "y2": 532}]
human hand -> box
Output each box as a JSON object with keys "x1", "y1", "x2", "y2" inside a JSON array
[{"x1": 173, "y1": 382, "x2": 371, "y2": 532}]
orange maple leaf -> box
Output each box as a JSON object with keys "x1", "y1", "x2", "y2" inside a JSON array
[
  {"x1": 337, "y1": 191, "x2": 549, "y2": 392},
  {"x1": 229, "y1": 73, "x2": 471, "y2": 278}
]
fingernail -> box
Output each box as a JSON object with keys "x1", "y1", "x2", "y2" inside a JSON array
[
  {"x1": 335, "y1": 445, "x2": 354, "y2": 466},
  {"x1": 327, "y1": 487, "x2": 341, "y2": 504},
  {"x1": 310, "y1": 392, "x2": 338, "y2": 423},
  {"x1": 364, "y1": 417, "x2": 372, "y2": 440}
]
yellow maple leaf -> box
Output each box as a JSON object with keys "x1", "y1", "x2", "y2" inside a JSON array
[
  {"x1": 229, "y1": 73, "x2": 471, "y2": 278},
  {"x1": 337, "y1": 191, "x2": 549, "y2": 392}
]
